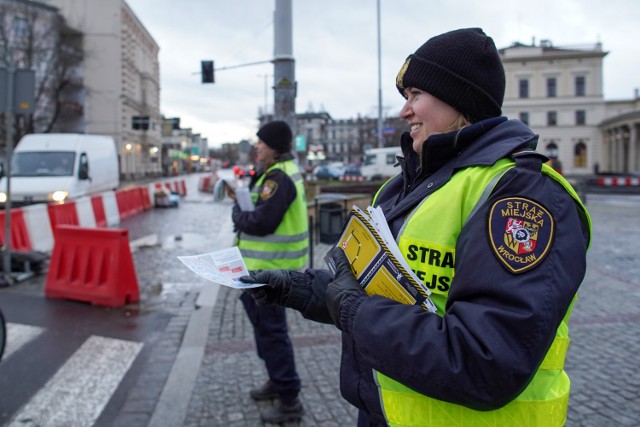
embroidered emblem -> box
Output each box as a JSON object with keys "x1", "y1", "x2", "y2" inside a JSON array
[
  {"x1": 260, "y1": 180, "x2": 278, "y2": 200},
  {"x1": 396, "y1": 58, "x2": 411, "y2": 89},
  {"x1": 488, "y1": 197, "x2": 554, "y2": 274}
]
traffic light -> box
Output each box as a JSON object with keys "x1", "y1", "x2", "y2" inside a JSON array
[{"x1": 201, "y1": 60, "x2": 214, "y2": 84}]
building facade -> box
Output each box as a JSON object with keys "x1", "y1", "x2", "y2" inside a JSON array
[
  {"x1": 500, "y1": 39, "x2": 607, "y2": 176},
  {"x1": 42, "y1": 0, "x2": 162, "y2": 179},
  {"x1": 599, "y1": 94, "x2": 640, "y2": 175}
]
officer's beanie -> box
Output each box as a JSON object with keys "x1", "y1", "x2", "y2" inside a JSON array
[
  {"x1": 395, "y1": 28, "x2": 505, "y2": 123},
  {"x1": 257, "y1": 121, "x2": 293, "y2": 153}
]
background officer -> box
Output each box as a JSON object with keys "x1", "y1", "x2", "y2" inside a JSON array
[{"x1": 230, "y1": 120, "x2": 308, "y2": 424}]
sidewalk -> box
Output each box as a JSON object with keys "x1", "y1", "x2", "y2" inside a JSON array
[{"x1": 147, "y1": 241, "x2": 357, "y2": 427}]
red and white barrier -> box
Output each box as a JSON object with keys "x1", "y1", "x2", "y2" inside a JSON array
[
  {"x1": 22, "y1": 204, "x2": 54, "y2": 252},
  {"x1": 76, "y1": 196, "x2": 97, "y2": 228},
  {"x1": 0, "y1": 208, "x2": 33, "y2": 252},
  {"x1": 101, "y1": 191, "x2": 121, "y2": 227},
  {"x1": 3, "y1": 178, "x2": 190, "y2": 257},
  {"x1": 342, "y1": 175, "x2": 367, "y2": 182},
  {"x1": 596, "y1": 176, "x2": 640, "y2": 186}
]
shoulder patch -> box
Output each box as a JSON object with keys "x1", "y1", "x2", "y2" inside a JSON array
[
  {"x1": 488, "y1": 197, "x2": 554, "y2": 274},
  {"x1": 260, "y1": 180, "x2": 278, "y2": 200}
]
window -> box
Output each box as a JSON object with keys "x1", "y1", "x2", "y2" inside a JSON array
[
  {"x1": 545, "y1": 142, "x2": 559, "y2": 159},
  {"x1": 386, "y1": 154, "x2": 396, "y2": 165},
  {"x1": 546, "y1": 77, "x2": 557, "y2": 98},
  {"x1": 547, "y1": 111, "x2": 557, "y2": 126},
  {"x1": 14, "y1": 17, "x2": 29, "y2": 40},
  {"x1": 519, "y1": 79, "x2": 529, "y2": 98},
  {"x1": 575, "y1": 110, "x2": 586, "y2": 126},
  {"x1": 574, "y1": 142, "x2": 587, "y2": 167},
  {"x1": 519, "y1": 112, "x2": 529, "y2": 125},
  {"x1": 575, "y1": 76, "x2": 586, "y2": 96}
]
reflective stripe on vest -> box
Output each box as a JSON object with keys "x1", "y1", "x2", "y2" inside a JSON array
[
  {"x1": 238, "y1": 160, "x2": 309, "y2": 271},
  {"x1": 372, "y1": 159, "x2": 590, "y2": 427}
]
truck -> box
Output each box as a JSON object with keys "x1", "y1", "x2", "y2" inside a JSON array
[
  {"x1": 0, "y1": 133, "x2": 120, "y2": 206},
  {"x1": 360, "y1": 146, "x2": 402, "y2": 181}
]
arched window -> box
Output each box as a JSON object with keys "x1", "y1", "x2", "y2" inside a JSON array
[
  {"x1": 574, "y1": 142, "x2": 587, "y2": 168},
  {"x1": 545, "y1": 142, "x2": 559, "y2": 159}
]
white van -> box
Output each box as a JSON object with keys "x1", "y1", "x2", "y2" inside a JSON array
[
  {"x1": 360, "y1": 147, "x2": 402, "y2": 181},
  {"x1": 0, "y1": 133, "x2": 120, "y2": 206}
]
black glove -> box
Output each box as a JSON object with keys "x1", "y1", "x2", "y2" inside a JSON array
[
  {"x1": 231, "y1": 203, "x2": 242, "y2": 225},
  {"x1": 240, "y1": 270, "x2": 293, "y2": 306},
  {"x1": 325, "y1": 246, "x2": 366, "y2": 330}
]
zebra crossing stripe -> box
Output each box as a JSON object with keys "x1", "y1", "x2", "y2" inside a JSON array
[
  {"x1": 4, "y1": 323, "x2": 44, "y2": 360},
  {"x1": 8, "y1": 335, "x2": 143, "y2": 427}
]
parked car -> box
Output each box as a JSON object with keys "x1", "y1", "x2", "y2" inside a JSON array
[
  {"x1": 313, "y1": 163, "x2": 345, "y2": 180},
  {"x1": 0, "y1": 133, "x2": 120, "y2": 206},
  {"x1": 361, "y1": 146, "x2": 402, "y2": 181},
  {"x1": 342, "y1": 166, "x2": 364, "y2": 181}
]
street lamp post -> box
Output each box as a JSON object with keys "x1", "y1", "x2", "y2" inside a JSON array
[{"x1": 376, "y1": 0, "x2": 384, "y2": 148}]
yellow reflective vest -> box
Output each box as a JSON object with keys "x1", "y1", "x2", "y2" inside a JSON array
[
  {"x1": 372, "y1": 159, "x2": 590, "y2": 427},
  {"x1": 238, "y1": 160, "x2": 309, "y2": 271}
]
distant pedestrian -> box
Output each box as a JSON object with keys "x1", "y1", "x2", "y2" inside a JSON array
[
  {"x1": 241, "y1": 28, "x2": 592, "y2": 426},
  {"x1": 230, "y1": 120, "x2": 308, "y2": 424}
]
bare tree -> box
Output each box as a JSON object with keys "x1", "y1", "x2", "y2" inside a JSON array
[{"x1": 0, "y1": 1, "x2": 83, "y2": 151}]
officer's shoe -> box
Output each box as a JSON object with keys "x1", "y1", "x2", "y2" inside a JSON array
[
  {"x1": 260, "y1": 397, "x2": 304, "y2": 424},
  {"x1": 249, "y1": 380, "x2": 279, "y2": 401}
]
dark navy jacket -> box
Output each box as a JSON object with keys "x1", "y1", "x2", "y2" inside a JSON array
[{"x1": 288, "y1": 118, "x2": 590, "y2": 425}]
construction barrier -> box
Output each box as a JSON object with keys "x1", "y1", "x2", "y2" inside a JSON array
[
  {"x1": 76, "y1": 196, "x2": 97, "y2": 228},
  {"x1": 140, "y1": 186, "x2": 153, "y2": 210},
  {"x1": 0, "y1": 209, "x2": 33, "y2": 251},
  {"x1": 22, "y1": 204, "x2": 54, "y2": 253},
  {"x1": 45, "y1": 225, "x2": 139, "y2": 307},
  {"x1": 101, "y1": 191, "x2": 120, "y2": 227},
  {"x1": 341, "y1": 175, "x2": 367, "y2": 182},
  {"x1": 198, "y1": 175, "x2": 213, "y2": 192},
  {"x1": 48, "y1": 202, "x2": 80, "y2": 229},
  {"x1": 91, "y1": 194, "x2": 108, "y2": 227},
  {"x1": 115, "y1": 188, "x2": 144, "y2": 219},
  {"x1": 596, "y1": 176, "x2": 640, "y2": 186},
  {"x1": 0, "y1": 176, "x2": 194, "y2": 257}
]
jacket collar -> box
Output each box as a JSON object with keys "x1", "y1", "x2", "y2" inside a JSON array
[{"x1": 381, "y1": 118, "x2": 538, "y2": 224}]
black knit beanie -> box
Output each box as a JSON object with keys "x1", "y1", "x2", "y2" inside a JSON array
[
  {"x1": 256, "y1": 121, "x2": 293, "y2": 153},
  {"x1": 395, "y1": 28, "x2": 505, "y2": 123}
]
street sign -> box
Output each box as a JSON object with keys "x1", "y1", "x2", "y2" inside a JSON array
[
  {"x1": 14, "y1": 69, "x2": 35, "y2": 114},
  {"x1": 295, "y1": 134, "x2": 306, "y2": 152}
]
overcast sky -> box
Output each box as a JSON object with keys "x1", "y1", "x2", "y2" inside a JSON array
[{"x1": 126, "y1": 0, "x2": 640, "y2": 148}]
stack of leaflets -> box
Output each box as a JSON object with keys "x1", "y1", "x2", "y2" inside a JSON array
[
  {"x1": 212, "y1": 179, "x2": 255, "y2": 211},
  {"x1": 325, "y1": 205, "x2": 437, "y2": 313},
  {"x1": 178, "y1": 246, "x2": 264, "y2": 289}
]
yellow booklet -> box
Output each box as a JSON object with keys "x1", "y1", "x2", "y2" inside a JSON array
[{"x1": 325, "y1": 205, "x2": 437, "y2": 313}]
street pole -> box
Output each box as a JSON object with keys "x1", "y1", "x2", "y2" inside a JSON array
[
  {"x1": 273, "y1": 0, "x2": 296, "y2": 135},
  {"x1": 3, "y1": 67, "x2": 14, "y2": 277},
  {"x1": 376, "y1": 0, "x2": 384, "y2": 148}
]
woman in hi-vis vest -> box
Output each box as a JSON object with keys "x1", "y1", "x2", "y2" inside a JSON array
[{"x1": 241, "y1": 28, "x2": 591, "y2": 427}]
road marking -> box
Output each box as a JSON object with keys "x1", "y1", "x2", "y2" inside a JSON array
[
  {"x1": 8, "y1": 335, "x2": 142, "y2": 427},
  {"x1": 4, "y1": 323, "x2": 44, "y2": 360}
]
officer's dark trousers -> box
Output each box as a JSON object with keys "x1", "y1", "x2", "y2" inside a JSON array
[{"x1": 241, "y1": 291, "x2": 301, "y2": 399}]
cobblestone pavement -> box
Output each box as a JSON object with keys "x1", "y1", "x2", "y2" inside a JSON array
[
  {"x1": 564, "y1": 196, "x2": 640, "y2": 427},
  {"x1": 176, "y1": 191, "x2": 640, "y2": 426}
]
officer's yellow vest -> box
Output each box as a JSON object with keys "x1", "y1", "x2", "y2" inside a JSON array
[
  {"x1": 372, "y1": 159, "x2": 591, "y2": 427},
  {"x1": 238, "y1": 160, "x2": 309, "y2": 271}
]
